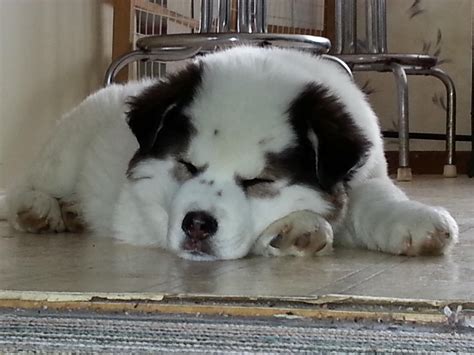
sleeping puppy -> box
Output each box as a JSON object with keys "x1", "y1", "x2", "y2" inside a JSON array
[{"x1": 3, "y1": 46, "x2": 458, "y2": 260}]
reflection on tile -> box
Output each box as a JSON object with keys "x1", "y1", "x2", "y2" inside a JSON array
[{"x1": 0, "y1": 176, "x2": 473, "y2": 300}]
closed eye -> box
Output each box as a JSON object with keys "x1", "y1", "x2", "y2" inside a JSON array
[
  {"x1": 240, "y1": 178, "x2": 275, "y2": 189},
  {"x1": 178, "y1": 159, "x2": 199, "y2": 176}
]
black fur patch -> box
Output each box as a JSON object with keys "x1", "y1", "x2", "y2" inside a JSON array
[
  {"x1": 286, "y1": 83, "x2": 371, "y2": 192},
  {"x1": 265, "y1": 146, "x2": 319, "y2": 190},
  {"x1": 127, "y1": 63, "x2": 203, "y2": 172}
]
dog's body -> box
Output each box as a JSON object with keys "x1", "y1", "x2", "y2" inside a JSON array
[{"x1": 3, "y1": 47, "x2": 458, "y2": 260}]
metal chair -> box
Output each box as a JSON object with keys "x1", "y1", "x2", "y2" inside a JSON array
[
  {"x1": 104, "y1": 0, "x2": 342, "y2": 87},
  {"x1": 333, "y1": 0, "x2": 457, "y2": 180}
]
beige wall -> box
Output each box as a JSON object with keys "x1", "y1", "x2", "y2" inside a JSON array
[{"x1": 0, "y1": 0, "x2": 113, "y2": 189}]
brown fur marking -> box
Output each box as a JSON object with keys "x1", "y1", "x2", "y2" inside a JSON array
[
  {"x1": 17, "y1": 210, "x2": 50, "y2": 233},
  {"x1": 323, "y1": 183, "x2": 348, "y2": 223},
  {"x1": 171, "y1": 163, "x2": 192, "y2": 182},
  {"x1": 59, "y1": 201, "x2": 87, "y2": 233}
]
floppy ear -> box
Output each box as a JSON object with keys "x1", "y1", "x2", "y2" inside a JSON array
[
  {"x1": 127, "y1": 62, "x2": 203, "y2": 153},
  {"x1": 289, "y1": 83, "x2": 371, "y2": 191}
]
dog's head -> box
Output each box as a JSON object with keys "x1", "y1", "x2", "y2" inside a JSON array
[{"x1": 125, "y1": 47, "x2": 370, "y2": 260}]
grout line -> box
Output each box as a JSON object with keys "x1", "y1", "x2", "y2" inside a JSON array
[
  {"x1": 309, "y1": 255, "x2": 402, "y2": 295},
  {"x1": 147, "y1": 259, "x2": 263, "y2": 293},
  {"x1": 332, "y1": 258, "x2": 410, "y2": 294}
]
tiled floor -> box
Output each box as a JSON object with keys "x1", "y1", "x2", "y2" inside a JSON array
[{"x1": 0, "y1": 177, "x2": 473, "y2": 300}]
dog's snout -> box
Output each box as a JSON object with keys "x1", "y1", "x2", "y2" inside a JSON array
[{"x1": 182, "y1": 211, "x2": 218, "y2": 240}]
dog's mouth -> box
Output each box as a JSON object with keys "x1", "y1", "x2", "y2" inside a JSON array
[
  {"x1": 182, "y1": 238, "x2": 208, "y2": 252},
  {"x1": 179, "y1": 249, "x2": 217, "y2": 261},
  {"x1": 180, "y1": 239, "x2": 216, "y2": 260}
]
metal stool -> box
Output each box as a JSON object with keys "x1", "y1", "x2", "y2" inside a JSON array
[
  {"x1": 104, "y1": 33, "x2": 332, "y2": 86},
  {"x1": 338, "y1": 54, "x2": 456, "y2": 181},
  {"x1": 105, "y1": 0, "x2": 340, "y2": 86},
  {"x1": 333, "y1": 0, "x2": 457, "y2": 180}
]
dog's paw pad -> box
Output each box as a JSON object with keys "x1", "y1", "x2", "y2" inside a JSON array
[
  {"x1": 270, "y1": 230, "x2": 328, "y2": 255},
  {"x1": 294, "y1": 233, "x2": 312, "y2": 249},
  {"x1": 296, "y1": 232, "x2": 328, "y2": 253},
  {"x1": 59, "y1": 200, "x2": 86, "y2": 233},
  {"x1": 254, "y1": 210, "x2": 333, "y2": 257},
  {"x1": 402, "y1": 228, "x2": 454, "y2": 256},
  {"x1": 17, "y1": 209, "x2": 51, "y2": 233},
  {"x1": 395, "y1": 207, "x2": 458, "y2": 256}
]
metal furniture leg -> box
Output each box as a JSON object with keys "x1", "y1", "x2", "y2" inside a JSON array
[
  {"x1": 404, "y1": 67, "x2": 457, "y2": 177},
  {"x1": 470, "y1": 53, "x2": 474, "y2": 178},
  {"x1": 333, "y1": 0, "x2": 356, "y2": 54},
  {"x1": 238, "y1": 0, "x2": 251, "y2": 33},
  {"x1": 390, "y1": 62, "x2": 412, "y2": 181},
  {"x1": 375, "y1": 0, "x2": 387, "y2": 53},
  {"x1": 200, "y1": 0, "x2": 214, "y2": 33},
  {"x1": 254, "y1": 0, "x2": 266, "y2": 33},
  {"x1": 333, "y1": 0, "x2": 343, "y2": 54},
  {"x1": 342, "y1": 0, "x2": 357, "y2": 53},
  {"x1": 470, "y1": 111, "x2": 474, "y2": 177},
  {"x1": 427, "y1": 68, "x2": 457, "y2": 177},
  {"x1": 365, "y1": 0, "x2": 376, "y2": 53},
  {"x1": 470, "y1": 95, "x2": 474, "y2": 177},
  {"x1": 218, "y1": 0, "x2": 231, "y2": 32}
]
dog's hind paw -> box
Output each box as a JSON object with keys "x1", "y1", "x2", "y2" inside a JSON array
[
  {"x1": 393, "y1": 206, "x2": 458, "y2": 256},
  {"x1": 252, "y1": 210, "x2": 333, "y2": 257}
]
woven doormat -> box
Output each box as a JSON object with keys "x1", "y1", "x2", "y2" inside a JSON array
[{"x1": 1, "y1": 309, "x2": 473, "y2": 353}]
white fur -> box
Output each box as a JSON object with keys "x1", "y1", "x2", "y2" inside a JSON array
[{"x1": 2, "y1": 47, "x2": 458, "y2": 260}]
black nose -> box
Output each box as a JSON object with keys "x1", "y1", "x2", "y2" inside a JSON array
[{"x1": 181, "y1": 211, "x2": 218, "y2": 241}]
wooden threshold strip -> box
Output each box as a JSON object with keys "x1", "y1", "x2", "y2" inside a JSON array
[{"x1": 0, "y1": 291, "x2": 471, "y2": 326}]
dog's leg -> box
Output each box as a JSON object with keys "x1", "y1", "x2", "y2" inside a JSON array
[
  {"x1": 337, "y1": 177, "x2": 458, "y2": 256},
  {"x1": 252, "y1": 210, "x2": 333, "y2": 257},
  {"x1": 6, "y1": 83, "x2": 147, "y2": 234},
  {"x1": 7, "y1": 102, "x2": 98, "y2": 233}
]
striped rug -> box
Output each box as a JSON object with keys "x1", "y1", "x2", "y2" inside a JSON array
[{"x1": 1, "y1": 309, "x2": 473, "y2": 353}]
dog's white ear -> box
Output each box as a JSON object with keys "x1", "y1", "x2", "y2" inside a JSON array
[
  {"x1": 127, "y1": 63, "x2": 203, "y2": 153},
  {"x1": 289, "y1": 83, "x2": 371, "y2": 191}
]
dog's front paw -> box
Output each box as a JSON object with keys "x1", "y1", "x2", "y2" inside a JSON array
[
  {"x1": 59, "y1": 199, "x2": 87, "y2": 233},
  {"x1": 252, "y1": 210, "x2": 333, "y2": 257},
  {"x1": 8, "y1": 189, "x2": 65, "y2": 233},
  {"x1": 389, "y1": 206, "x2": 458, "y2": 256}
]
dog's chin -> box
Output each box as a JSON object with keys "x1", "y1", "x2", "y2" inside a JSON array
[
  {"x1": 178, "y1": 250, "x2": 218, "y2": 261},
  {"x1": 177, "y1": 247, "x2": 250, "y2": 261}
]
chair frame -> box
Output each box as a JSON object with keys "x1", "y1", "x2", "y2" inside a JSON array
[{"x1": 103, "y1": 33, "x2": 335, "y2": 86}]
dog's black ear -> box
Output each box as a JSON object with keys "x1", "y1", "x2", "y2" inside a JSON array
[
  {"x1": 127, "y1": 62, "x2": 203, "y2": 153},
  {"x1": 289, "y1": 83, "x2": 371, "y2": 191}
]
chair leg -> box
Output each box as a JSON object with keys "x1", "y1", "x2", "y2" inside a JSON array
[
  {"x1": 470, "y1": 110, "x2": 474, "y2": 177},
  {"x1": 425, "y1": 68, "x2": 457, "y2": 178},
  {"x1": 390, "y1": 63, "x2": 412, "y2": 181}
]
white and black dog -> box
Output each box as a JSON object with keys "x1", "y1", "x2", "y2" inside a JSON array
[{"x1": 3, "y1": 47, "x2": 458, "y2": 260}]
